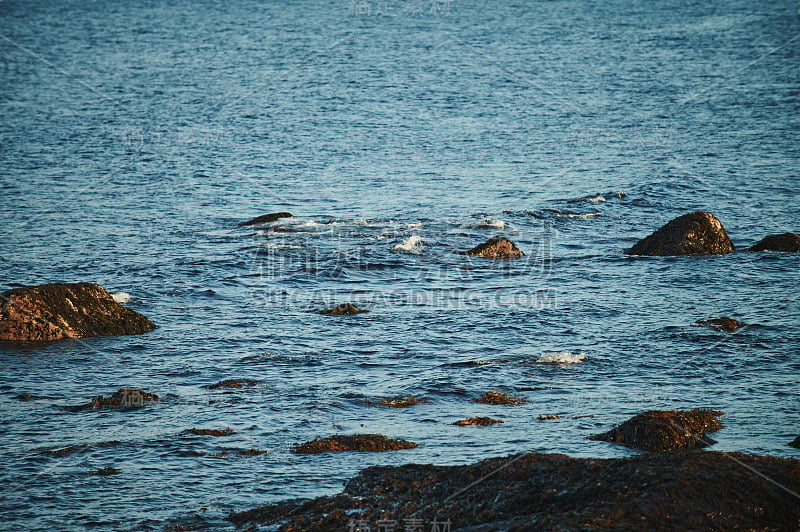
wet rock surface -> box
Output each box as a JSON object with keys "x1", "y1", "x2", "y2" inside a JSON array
[
  {"x1": 626, "y1": 211, "x2": 735, "y2": 256},
  {"x1": 238, "y1": 212, "x2": 294, "y2": 226},
  {"x1": 204, "y1": 379, "x2": 259, "y2": 390},
  {"x1": 230, "y1": 450, "x2": 800, "y2": 531},
  {"x1": 185, "y1": 428, "x2": 235, "y2": 437},
  {"x1": 589, "y1": 409, "x2": 724, "y2": 452},
  {"x1": 474, "y1": 391, "x2": 529, "y2": 405},
  {"x1": 88, "y1": 467, "x2": 121, "y2": 476},
  {"x1": 319, "y1": 303, "x2": 369, "y2": 315},
  {"x1": 695, "y1": 317, "x2": 742, "y2": 332},
  {"x1": 789, "y1": 436, "x2": 800, "y2": 449},
  {"x1": 65, "y1": 387, "x2": 159, "y2": 412},
  {"x1": 453, "y1": 417, "x2": 504, "y2": 426},
  {"x1": 748, "y1": 232, "x2": 800, "y2": 252},
  {"x1": 0, "y1": 282, "x2": 155, "y2": 341},
  {"x1": 365, "y1": 395, "x2": 426, "y2": 408},
  {"x1": 292, "y1": 434, "x2": 418, "y2": 454},
  {"x1": 464, "y1": 236, "x2": 524, "y2": 260}
]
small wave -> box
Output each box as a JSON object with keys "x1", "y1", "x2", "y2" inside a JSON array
[
  {"x1": 567, "y1": 212, "x2": 602, "y2": 219},
  {"x1": 391, "y1": 235, "x2": 423, "y2": 254},
  {"x1": 537, "y1": 351, "x2": 587, "y2": 364},
  {"x1": 407, "y1": 223, "x2": 423, "y2": 230},
  {"x1": 461, "y1": 218, "x2": 507, "y2": 229},
  {"x1": 111, "y1": 292, "x2": 130, "y2": 303},
  {"x1": 260, "y1": 243, "x2": 304, "y2": 250}
]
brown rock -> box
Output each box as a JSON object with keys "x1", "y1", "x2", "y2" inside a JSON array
[
  {"x1": 319, "y1": 303, "x2": 368, "y2": 315},
  {"x1": 474, "y1": 391, "x2": 529, "y2": 405},
  {"x1": 695, "y1": 317, "x2": 742, "y2": 332},
  {"x1": 65, "y1": 387, "x2": 159, "y2": 412},
  {"x1": 453, "y1": 417, "x2": 504, "y2": 426},
  {"x1": 205, "y1": 379, "x2": 260, "y2": 390},
  {"x1": 465, "y1": 236, "x2": 524, "y2": 260},
  {"x1": 292, "y1": 434, "x2": 417, "y2": 454},
  {"x1": 239, "y1": 449, "x2": 270, "y2": 456},
  {"x1": 365, "y1": 395, "x2": 426, "y2": 408},
  {"x1": 0, "y1": 283, "x2": 154, "y2": 341},
  {"x1": 238, "y1": 212, "x2": 294, "y2": 227},
  {"x1": 748, "y1": 232, "x2": 800, "y2": 252},
  {"x1": 589, "y1": 409, "x2": 724, "y2": 452},
  {"x1": 625, "y1": 212, "x2": 734, "y2": 256}
]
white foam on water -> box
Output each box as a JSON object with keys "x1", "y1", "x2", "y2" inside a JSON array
[
  {"x1": 537, "y1": 351, "x2": 587, "y2": 364},
  {"x1": 586, "y1": 196, "x2": 606, "y2": 203},
  {"x1": 461, "y1": 218, "x2": 507, "y2": 229},
  {"x1": 391, "y1": 235, "x2": 423, "y2": 254},
  {"x1": 407, "y1": 223, "x2": 423, "y2": 230},
  {"x1": 111, "y1": 292, "x2": 130, "y2": 304},
  {"x1": 567, "y1": 212, "x2": 602, "y2": 219}
]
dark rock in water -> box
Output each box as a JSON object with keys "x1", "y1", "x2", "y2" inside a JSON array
[
  {"x1": 365, "y1": 395, "x2": 426, "y2": 408},
  {"x1": 0, "y1": 283, "x2": 155, "y2": 341},
  {"x1": 465, "y1": 236, "x2": 524, "y2": 260},
  {"x1": 789, "y1": 436, "x2": 800, "y2": 448},
  {"x1": 238, "y1": 212, "x2": 294, "y2": 227},
  {"x1": 292, "y1": 434, "x2": 417, "y2": 454},
  {"x1": 205, "y1": 379, "x2": 260, "y2": 389},
  {"x1": 88, "y1": 467, "x2": 121, "y2": 476},
  {"x1": 186, "y1": 428, "x2": 235, "y2": 437},
  {"x1": 453, "y1": 416, "x2": 504, "y2": 426},
  {"x1": 748, "y1": 232, "x2": 800, "y2": 252},
  {"x1": 695, "y1": 317, "x2": 742, "y2": 332},
  {"x1": 229, "y1": 450, "x2": 800, "y2": 531},
  {"x1": 319, "y1": 303, "x2": 368, "y2": 315},
  {"x1": 474, "y1": 391, "x2": 529, "y2": 405},
  {"x1": 65, "y1": 387, "x2": 159, "y2": 412},
  {"x1": 239, "y1": 448, "x2": 270, "y2": 456},
  {"x1": 626, "y1": 212, "x2": 734, "y2": 256},
  {"x1": 589, "y1": 409, "x2": 723, "y2": 452}
]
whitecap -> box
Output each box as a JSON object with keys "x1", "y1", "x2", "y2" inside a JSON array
[
  {"x1": 111, "y1": 292, "x2": 130, "y2": 304},
  {"x1": 391, "y1": 235, "x2": 423, "y2": 254},
  {"x1": 536, "y1": 351, "x2": 586, "y2": 364},
  {"x1": 461, "y1": 219, "x2": 507, "y2": 229},
  {"x1": 586, "y1": 196, "x2": 606, "y2": 203},
  {"x1": 567, "y1": 212, "x2": 602, "y2": 220}
]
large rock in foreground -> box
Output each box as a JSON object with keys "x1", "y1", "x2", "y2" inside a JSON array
[
  {"x1": 465, "y1": 236, "x2": 524, "y2": 260},
  {"x1": 0, "y1": 283, "x2": 155, "y2": 341},
  {"x1": 748, "y1": 232, "x2": 800, "y2": 252},
  {"x1": 626, "y1": 212, "x2": 734, "y2": 256},
  {"x1": 589, "y1": 409, "x2": 723, "y2": 451},
  {"x1": 229, "y1": 450, "x2": 800, "y2": 531}
]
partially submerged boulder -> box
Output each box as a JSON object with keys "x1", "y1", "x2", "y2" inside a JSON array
[
  {"x1": 186, "y1": 428, "x2": 235, "y2": 437},
  {"x1": 626, "y1": 212, "x2": 734, "y2": 256},
  {"x1": 695, "y1": 317, "x2": 742, "y2": 332},
  {"x1": 789, "y1": 436, "x2": 800, "y2": 449},
  {"x1": 748, "y1": 233, "x2": 800, "y2": 252},
  {"x1": 0, "y1": 283, "x2": 154, "y2": 341},
  {"x1": 319, "y1": 303, "x2": 368, "y2": 315},
  {"x1": 589, "y1": 409, "x2": 723, "y2": 451},
  {"x1": 365, "y1": 395, "x2": 425, "y2": 408},
  {"x1": 204, "y1": 379, "x2": 260, "y2": 390},
  {"x1": 474, "y1": 391, "x2": 529, "y2": 405},
  {"x1": 66, "y1": 387, "x2": 159, "y2": 412},
  {"x1": 453, "y1": 417, "x2": 504, "y2": 426},
  {"x1": 292, "y1": 434, "x2": 417, "y2": 454},
  {"x1": 464, "y1": 236, "x2": 524, "y2": 260},
  {"x1": 238, "y1": 212, "x2": 294, "y2": 227}
]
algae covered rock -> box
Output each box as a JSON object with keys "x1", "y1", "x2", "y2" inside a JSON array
[
  {"x1": 626, "y1": 212, "x2": 734, "y2": 256},
  {"x1": 748, "y1": 232, "x2": 800, "y2": 252},
  {"x1": 464, "y1": 236, "x2": 524, "y2": 260},
  {"x1": 589, "y1": 409, "x2": 724, "y2": 451},
  {"x1": 292, "y1": 434, "x2": 417, "y2": 454},
  {"x1": 0, "y1": 283, "x2": 154, "y2": 341}
]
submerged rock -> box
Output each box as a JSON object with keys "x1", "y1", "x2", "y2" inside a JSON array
[
  {"x1": 748, "y1": 232, "x2": 800, "y2": 252},
  {"x1": 626, "y1": 212, "x2": 734, "y2": 256},
  {"x1": 464, "y1": 236, "x2": 524, "y2": 260},
  {"x1": 186, "y1": 428, "x2": 235, "y2": 437},
  {"x1": 87, "y1": 467, "x2": 121, "y2": 476},
  {"x1": 474, "y1": 391, "x2": 529, "y2": 405},
  {"x1": 292, "y1": 434, "x2": 417, "y2": 454},
  {"x1": 238, "y1": 212, "x2": 294, "y2": 227},
  {"x1": 589, "y1": 409, "x2": 724, "y2": 452},
  {"x1": 0, "y1": 283, "x2": 155, "y2": 342},
  {"x1": 695, "y1": 317, "x2": 742, "y2": 332},
  {"x1": 453, "y1": 417, "x2": 504, "y2": 426},
  {"x1": 204, "y1": 379, "x2": 260, "y2": 390},
  {"x1": 319, "y1": 303, "x2": 368, "y2": 315},
  {"x1": 230, "y1": 450, "x2": 800, "y2": 531},
  {"x1": 65, "y1": 387, "x2": 159, "y2": 412}
]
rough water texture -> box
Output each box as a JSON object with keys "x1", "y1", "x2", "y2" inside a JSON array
[
  {"x1": 229, "y1": 450, "x2": 800, "y2": 531},
  {"x1": 748, "y1": 232, "x2": 800, "y2": 252},
  {"x1": 589, "y1": 409, "x2": 724, "y2": 452},
  {"x1": 626, "y1": 211, "x2": 735, "y2": 256},
  {"x1": 0, "y1": 283, "x2": 154, "y2": 341}
]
